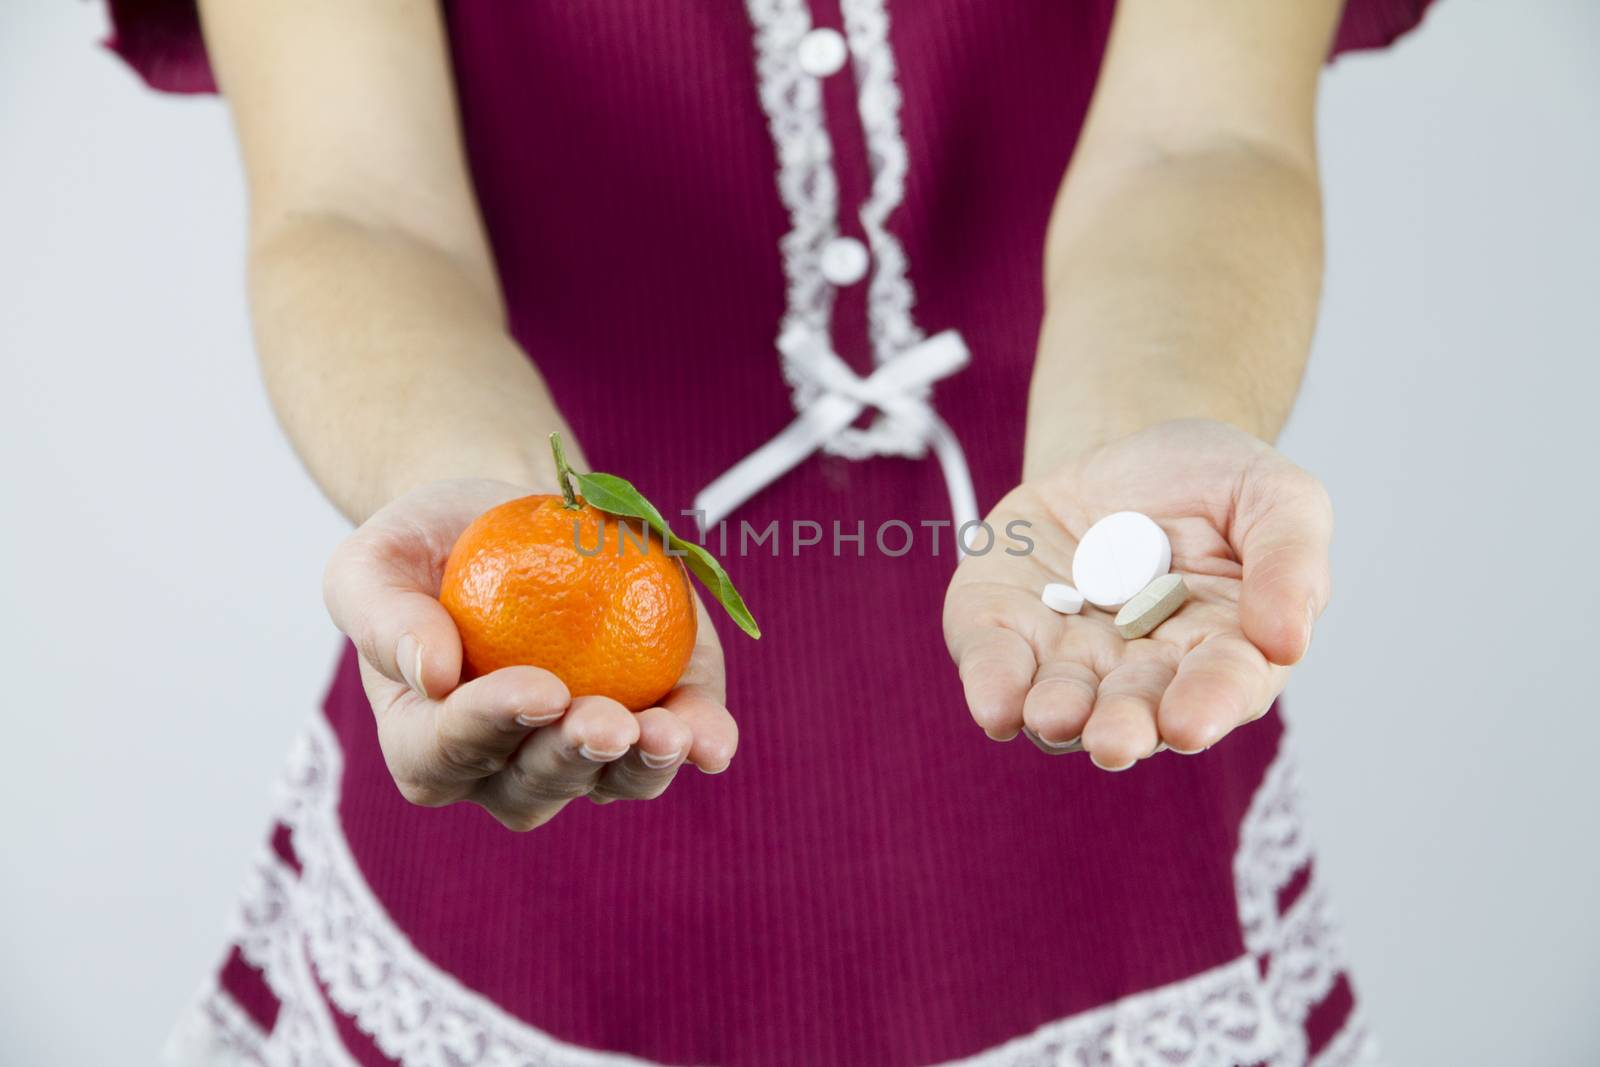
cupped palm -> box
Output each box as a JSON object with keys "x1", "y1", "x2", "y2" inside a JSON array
[{"x1": 943, "y1": 419, "x2": 1332, "y2": 769}]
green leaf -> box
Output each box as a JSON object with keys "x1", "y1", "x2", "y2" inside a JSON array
[
  {"x1": 571, "y1": 471, "x2": 670, "y2": 530},
  {"x1": 571, "y1": 469, "x2": 762, "y2": 640},
  {"x1": 674, "y1": 539, "x2": 762, "y2": 641}
]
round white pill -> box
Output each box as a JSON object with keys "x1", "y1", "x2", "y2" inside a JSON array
[
  {"x1": 1070, "y1": 511, "x2": 1172, "y2": 610},
  {"x1": 1041, "y1": 582, "x2": 1084, "y2": 615}
]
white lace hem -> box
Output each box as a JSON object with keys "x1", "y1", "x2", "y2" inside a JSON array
[
  {"x1": 1310, "y1": 1009, "x2": 1378, "y2": 1067},
  {"x1": 164, "y1": 714, "x2": 1367, "y2": 1067},
  {"x1": 164, "y1": 979, "x2": 270, "y2": 1067}
]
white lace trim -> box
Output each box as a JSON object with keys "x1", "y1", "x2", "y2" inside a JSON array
[
  {"x1": 1236, "y1": 753, "x2": 1377, "y2": 1067},
  {"x1": 840, "y1": 0, "x2": 930, "y2": 455},
  {"x1": 163, "y1": 980, "x2": 270, "y2": 1067},
  {"x1": 166, "y1": 715, "x2": 1366, "y2": 1067},
  {"x1": 176, "y1": 724, "x2": 662, "y2": 1067},
  {"x1": 744, "y1": 0, "x2": 844, "y2": 431},
  {"x1": 744, "y1": 0, "x2": 929, "y2": 459},
  {"x1": 930, "y1": 954, "x2": 1284, "y2": 1067},
  {"x1": 1235, "y1": 748, "x2": 1316, "y2": 958},
  {"x1": 163, "y1": 852, "x2": 364, "y2": 1067}
]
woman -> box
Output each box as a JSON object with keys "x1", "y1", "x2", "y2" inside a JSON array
[{"x1": 106, "y1": 0, "x2": 1433, "y2": 1063}]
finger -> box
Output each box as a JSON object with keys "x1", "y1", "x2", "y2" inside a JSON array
[
  {"x1": 663, "y1": 684, "x2": 738, "y2": 773},
  {"x1": 1021, "y1": 659, "x2": 1098, "y2": 750},
  {"x1": 1081, "y1": 659, "x2": 1174, "y2": 771},
  {"x1": 359, "y1": 657, "x2": 464, "y2": 806},
  {"x1": 1236, "y1": 469, "x2": 1333, "y2": 666},
  {"x1": 474, "y1": 695, "x2": 640, "y2": 831},
  {"x1": 590, "y1": 706, "x2": 695, "y2": 803},
  {"x1": 949, "y1": 627, "x2": 1037, "y2": 741},
  {"x1": 434, "y1": 666, "x2": 571, "y2": 775},
  {"x1": 369, "y1": 664, "x2": 570, "y2": 806},
  {"x1": 1158, "y1": 634, "x2": 1283, "y2": 754},
  {"x1": 324, "y1": 537, "x2": 463, "y2": 700},
  {"x1": 658, "y1": 600, "x2": 737, "y2": 773},
  {"x1": 679, "y1": 609, "x2": 728, "y2": 703}
]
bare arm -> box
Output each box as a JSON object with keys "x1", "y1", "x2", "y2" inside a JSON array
[
  {"x1": 946, "y1": 0, "x2": 1343, "y2": 769},
  {"x1": 200, "y1": 0, "x2": 575, "y2": 524},
  {"x1": 1025, "y1": 0, "x2": 1343, "y2": 477},
  {"x1": 200, "y1": 0, "x2": 734, "y2": 827}
]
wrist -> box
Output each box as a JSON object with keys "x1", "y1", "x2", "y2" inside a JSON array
[
  {"x1": 1022, "y1": 409, "x2": 1271, "y2": 484},
  {"x1": 1023, "y1": 336, "x2": 1286, "y2": 481},
  {"x1": 356, "y1": 426, "x2": 584, "y2": 523}
]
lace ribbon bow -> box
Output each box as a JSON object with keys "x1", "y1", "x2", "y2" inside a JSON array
[{"x1": 694, "y1": 327, "x2": 979, "y2": 537}]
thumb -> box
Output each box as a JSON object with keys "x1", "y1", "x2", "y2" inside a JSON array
[
  {"x1": 323, "y1": 539, "x2": 464, "y2": 701},
  {"x1": 1235, "y1": 463, "x2": 1333, "y2": 667}
]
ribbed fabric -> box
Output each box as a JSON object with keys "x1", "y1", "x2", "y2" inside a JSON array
[
  {"x1": 217, "y1": 947, "x2": 277, "y2": 1033},
  {"x1": 100, "y1": 0, "x2": 1442, "y2": 96},
  {"x1": 1332, "y1": 0, "x2": 1439, "y2": 56},
  {"x1": 103, "y1": 0, "x2": 215, "y2": 93},
  {"x1": 103, "y1": 2, "x2": 1437, "y2": 1064}
]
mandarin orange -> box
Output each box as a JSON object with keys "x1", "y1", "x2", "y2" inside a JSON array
[{"x1": 439, "y1": 495, "x2": 697, "y2": 711}]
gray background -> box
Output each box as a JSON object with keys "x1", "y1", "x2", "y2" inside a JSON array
[{"x1": 2, "y1": 1, "x2": 1596, "y2": 1063}]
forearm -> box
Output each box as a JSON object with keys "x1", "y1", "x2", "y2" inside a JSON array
[
  {"x1": 250, "y1": 215, "x2": 576, "y2": 523},
  {"x1": 1024, "y1": 141, "x2": 1323, "y2": 479}
]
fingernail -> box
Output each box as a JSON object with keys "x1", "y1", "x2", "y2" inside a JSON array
[
  {"x1": 639, "y1": 748, "x2": 684, "y2": 770},
  {"x1": 1170, "y1": 744, "x2": 1208, "y2": 756},
  {"x1": 396, "y1": 633, "x2": 428, "y2": 699},
  {"x1": 1025, "y1": 727, "x2": 1082, "y2": 752},
  {"x1": 579, "y1": 744, "x2": 628, "y2": 763},
  {"x1": 1151, "y1": 742, "x2": 1169, "y2": 754},
  {"x1": 1089, "y1": 754, "x2": 1135, "y2": 773},
  {"x1": 1304, "y1": 600, "x2": 1318, "y2": 649},
  {"x1": 515, "y1": 711, "x2": 562, "y2": 729}
]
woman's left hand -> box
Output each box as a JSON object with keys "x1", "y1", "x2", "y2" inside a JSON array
[{"x1": 943, "y1": 419, "x2": 1333, "y2": 770}]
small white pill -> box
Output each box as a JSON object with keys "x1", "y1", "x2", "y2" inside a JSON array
[
  {"x1": 1071, "y1": 511, "x2": 1172, "y2": 610},
  {"x1": 1041, "y1": 583, "x2": 1084, "y2": 615},
  {"x1": 1114, "y1": 573, "x2": 1189, "y2": 640}
]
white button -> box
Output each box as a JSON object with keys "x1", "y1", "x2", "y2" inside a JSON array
[
  {"x1": 819, "y1": 237, "x2": 870, "y2": 285},
  {"x1": 797, "y1": 28, "x2": 849, "y2": 78}
]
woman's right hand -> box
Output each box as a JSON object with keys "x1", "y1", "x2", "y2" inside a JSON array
[{"x1": 322, "y1": 478, "x2": 737, "y2": 831}]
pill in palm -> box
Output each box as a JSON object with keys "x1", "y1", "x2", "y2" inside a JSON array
[
  {"x1": 1041, "y1": 582, "x2": 1084, "y2": 615},
  {"x1": 1114, "y1": 573, "x2": 1189, "y2": 639},
  {"x1": 1070, "y1": 511, "x2": 1172, "y2": 610}
]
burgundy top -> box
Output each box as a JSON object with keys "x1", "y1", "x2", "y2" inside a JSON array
[{"x1": 108, "y1": 3, "x2": 1435, "y2": 1066}]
